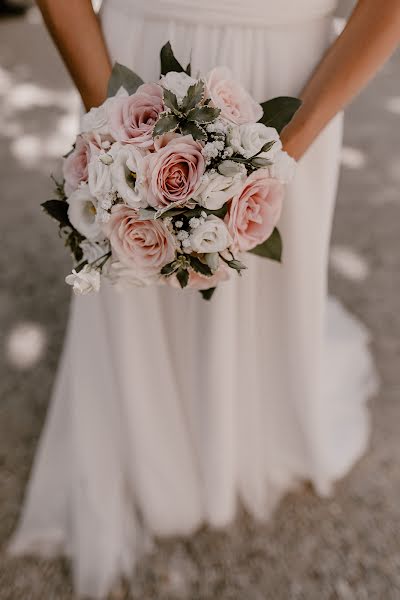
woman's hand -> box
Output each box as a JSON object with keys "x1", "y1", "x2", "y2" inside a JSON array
[
  {"x1": 37, "y1": 0, "x2": 112, "y2": 110},
  {"x1": 280, "y1": 0, "x2": 400, "y2": 161}
]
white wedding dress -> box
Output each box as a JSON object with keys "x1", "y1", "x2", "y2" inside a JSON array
[{"x1": 10, "y1": 0, "x2": 378, "y2": 597}]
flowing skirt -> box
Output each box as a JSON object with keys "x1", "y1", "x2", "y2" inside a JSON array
[{"x1": 9, "y1": 1, "x2": 378, "y2": 597}]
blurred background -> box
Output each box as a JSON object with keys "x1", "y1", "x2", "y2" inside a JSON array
[{"x1": 0, "y1": 1, "x2": 399, "y2": 599}]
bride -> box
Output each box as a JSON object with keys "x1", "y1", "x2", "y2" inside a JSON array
[{"x1": 9, "y1": 0, "x2": 400, "y2": 597}]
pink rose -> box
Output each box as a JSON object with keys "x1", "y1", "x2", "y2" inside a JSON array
[
  {"x1": 206, "y1": 67, "x2": 263, "y2": 125},
  {"x1": 108, "y1": 83, "x2": 164, "y2": 149},
  {"x1": 63, "y1": 134, "x2": 101, "y2": 196},
  {"x1": 225, "y1": 170, "x2": 283, "y2": 252},
  {"x1": 169, "y1": 265, "x2": 230, "y2": 290},
  {"x1": 103, "y1": 205, "x2": 176, "y2": 276},
  {"x1": 141, "y1": 135, "x2": 205, "y2": 209}
]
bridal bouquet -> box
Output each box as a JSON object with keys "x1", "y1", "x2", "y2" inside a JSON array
[{"x1": 43, "y1": 43, "x2": 300, "y2": 299}]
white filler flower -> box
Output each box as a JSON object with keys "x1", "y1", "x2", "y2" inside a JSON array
[
  {"x1": 67, "y1": 184, "x2": 104, "y2": 241},
  {"x1": 65, "y1": 265, "x2": 101, "y2": 295}
]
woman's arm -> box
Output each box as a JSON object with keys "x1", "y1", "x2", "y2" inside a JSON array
[
  {"x1": 37, "y1": 0, "x2": 112, "y2": 110},
  {"x1": 281, "y1": 0, "x2": 400, "y2": 160}
]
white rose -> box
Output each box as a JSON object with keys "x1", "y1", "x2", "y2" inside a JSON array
[
  {"x1": 110, "y1": 143, "x2": 146, "y2": 208},
  {"x1": 189, "y1": 215, "x2": 232, "y2": 254},
  {"x1": 228, "y1": 123, "x2": 281, "y2": 159},
  {"x1": 81, "y1": 87, "x2": 128, "y2": 134},
  {"x1": 67, "y1": 184, "x2": 104, "y2": 241},
  {"x1": 194, "y1": 170, "x2": 245, "y2": 210},
  {"x1": 88, "y1": 152, "x2": 114, "y2": 201},
  {"x1": 268, "y1": 150, "x2": 297, "y2": 184},
  {"x1": 65, "y1": 265, "x2": 101, "y2": 295},
  {"x1": 160, "y1": 71, "x2": 197, "y2": 101}
]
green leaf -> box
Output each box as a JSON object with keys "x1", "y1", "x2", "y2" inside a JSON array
[
  {"x1": 186, "y1": 106, "x2": 220, "y2": 124},
  {"x1": 176, "y1": 268, "x2": 189, "y2": 288},
  {"x1": 249, "y1": 227, "x2": 282, "y2": 262},
  {"x1": 200, "y1": 287, "x2": 216, "y2": 301},
  {"x1": 107, "y1": 62, "x2": 144, "y2": 97},
  {"x1": 160, "y1": 41, "x2": 186, "y2": 76},
  {"x1": 163, "y1": 88, "x2": 181, "y2": 115},
  {"x1": 259, "y1": 97, "x2": 302, "y2": 133},
  {"x1": 153, "y1": 114, "x2": 179, "y2": 137},
  {"x1": 155, "y1": 207, "x2": 186, "y2": 219},
  {"x1": 42, "y1": 199, "x2": 70, "y2": 227},
  {"x1": 251, "y1": 157, "x2": 272, "y2": 168},
  {"x1": 50, "y1": 174, "x2": 67, "y2": 201},
  {"x1": 181, "y1": 80, "x2": 205, "y2": 113},
  {"x1": 206, "y1": 205, "x2": 228, "y2": 219},
  {"x1": 189, "y1": 256, "x2": 213, "y2": 276},
  {"x1": 161, "y1": 261, "x2": 179, "y2": 276},
  {"x1": 227, "y1": 259, "x2": 247, "y2": 273},
  {"x1": 138, "y1": 207, "x2": 157, "y2": 220},
  {"x1": 180, "y1": 121, "x2": 207, "y2": 141}
]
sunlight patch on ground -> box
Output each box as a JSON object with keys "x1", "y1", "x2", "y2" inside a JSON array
[
  {"x1": 5, "y1": 322, "x2": 47, "y2": 370},
  {"x1": 330, "y1": 245, "x2": 369, "y2": 282},
  {"x1": 340, "y1": 146, "x2": 367, "y2": 170},
  {"x1": 0, "y1": 72, "x2": 80, "y2": 168}
]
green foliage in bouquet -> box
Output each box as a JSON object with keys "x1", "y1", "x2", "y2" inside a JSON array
[
  {"x1": 42, "y1": 177, "x2": 85, "y2": 265},
  {"x1": 43, "y1": 42, "x2": 301, "y2": 300}
]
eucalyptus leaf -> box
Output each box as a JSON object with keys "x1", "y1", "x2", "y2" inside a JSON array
[
  {"x1": 138, "y1": 208, "x2": 157, "y2": 221},
  {"x1": 200, "y1": 287, "x2": 216, "y2": 301},
  {"x1": 249, "y1": 227, "x2": 282, "y2": 262},
  {"x1": 251, "y1": 157, "x2": 272, "y2": 168},
  {"x1": 107, "y1": 63, "x2": 144, "y2": 97},
  {"x1": 180, "y1": 121, "x2": 207, "y2": 141},
  {"x1": 181, "y1": 80, "x2": 205, "y2": 113},
  {"x1": 155, "y1": 207, "x2": 186, "y2": 219},
  {"x1": 228, "y1": 259, "x2": 247, "y2": 272},
  {"x1": 189, "y1": 256, "x2": 213, "y2": 276},
  {"x1": 259, "y1": 96, "x2": 302, "y2": 133},
  {"x1": 186, "y1": 106, "x2": 220, "y2": 124},
  {"x1": 160, "y1": 41, "x2": 186, "y2": 75},
  {"x1": 153, "y1": 114, "x2": 179, "y2": 137},
  {"x1": 176, "y1": 268, "x2": 189, "y2": 288}
]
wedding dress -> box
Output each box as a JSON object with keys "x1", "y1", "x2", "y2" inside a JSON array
[{"x1": 9, "y1": 0, "x2": 378, "y2": 597}]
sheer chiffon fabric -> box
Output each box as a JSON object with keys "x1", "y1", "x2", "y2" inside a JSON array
[{"x1": 9, "y1": 1, "x2": 378, "y2": 597}]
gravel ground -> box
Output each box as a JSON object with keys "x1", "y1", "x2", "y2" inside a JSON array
[{"x1": 1, "y1": 3, "x2": 400, "y2": 599}]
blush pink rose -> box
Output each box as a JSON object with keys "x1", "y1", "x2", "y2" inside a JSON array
[
  {"x1": 168, "y1": 265, "x2": 230, "y2": 290},
  {"x1": 104, "y1": 204, "x2": 176, "y2": 275},
  {"x1": 225, "y1": 170, "x2": 284, "y2": 252},
  {"x1": 141, "y1": 135, "x2": 205, "y2": 208},
  {"x1": 206, "y1": 67, "x2": 263, "y2": 125},
  {"x1": 63, "y1": 133, "x2": 101, "y2": 196},
  {"x1": 108, "y1": 83, "x2": 164, "y2": 149}
]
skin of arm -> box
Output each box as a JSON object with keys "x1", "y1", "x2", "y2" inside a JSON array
[
  {"x1": 281, "y1": 0, "x2": 400, "y2": 160},
  {"x1": 37, "y1": 0, "x2": 400, "y2": 157},
  {"x1": 36, "y1": 0, "x2": 112, "y2": 110}
]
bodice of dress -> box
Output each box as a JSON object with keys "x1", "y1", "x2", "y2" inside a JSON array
[{"x1": 107, "y1": 0, "x2": 338, "y2": 27}]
